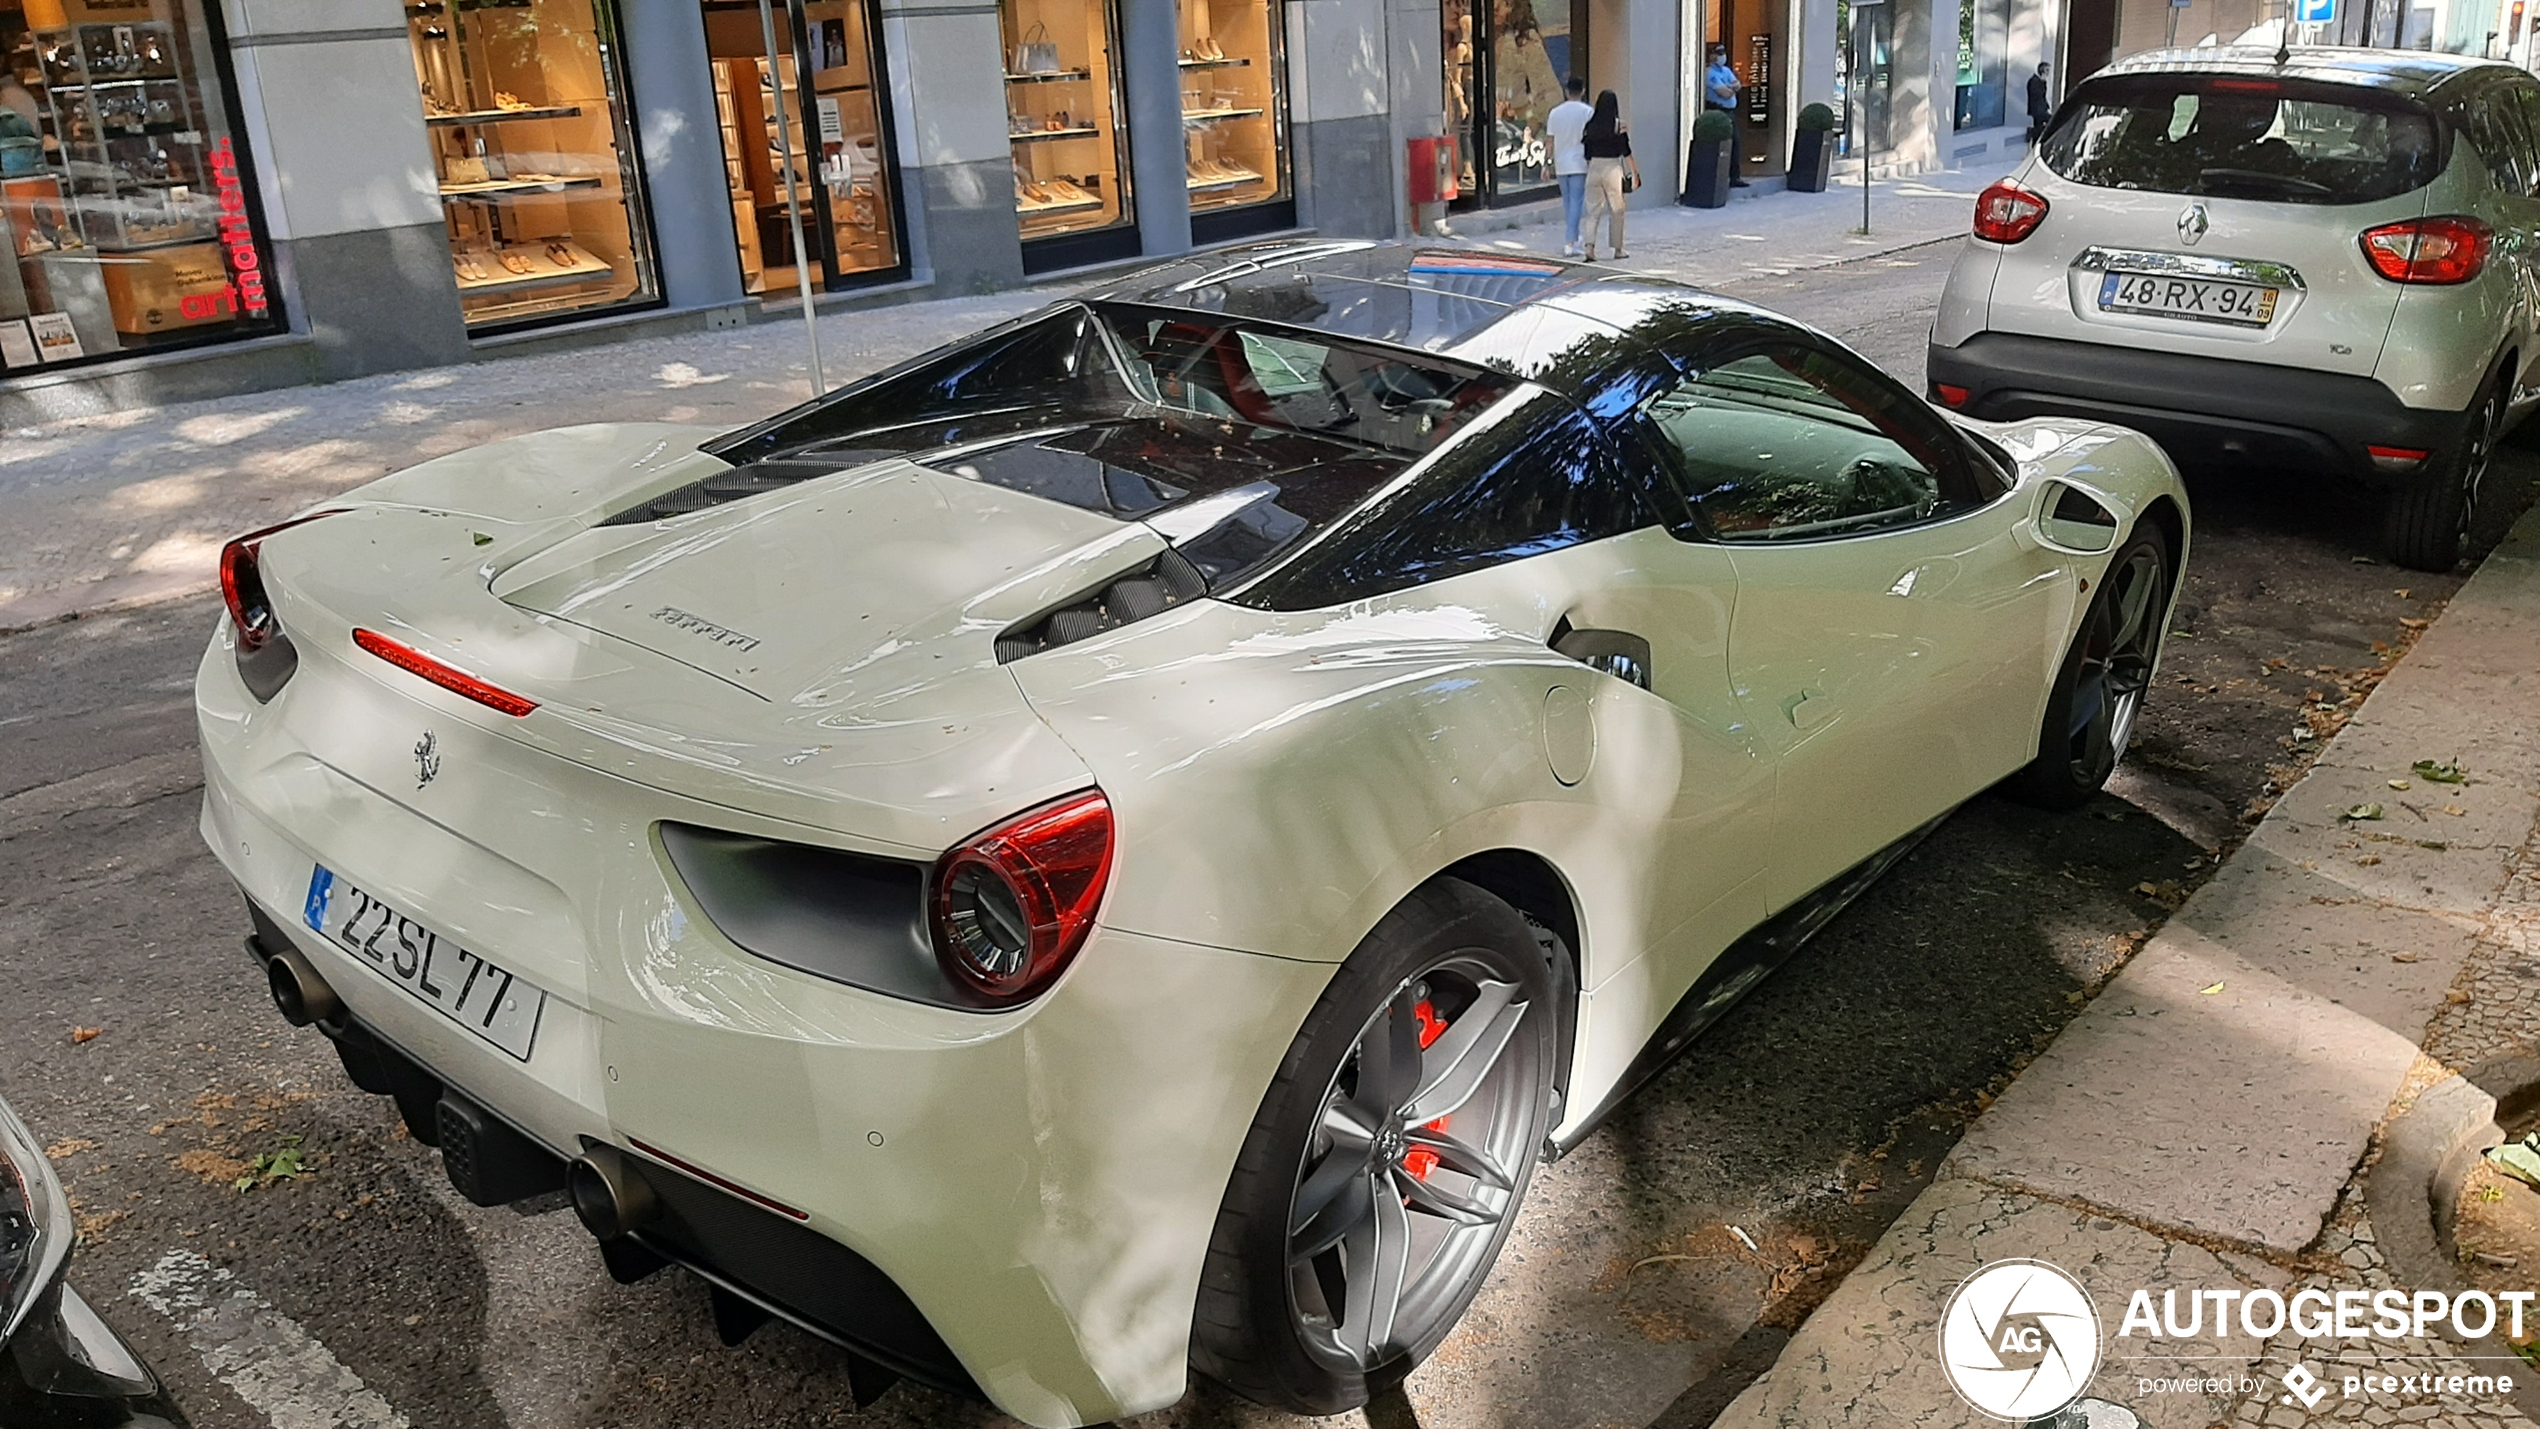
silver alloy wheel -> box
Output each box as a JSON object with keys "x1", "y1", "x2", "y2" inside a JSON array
[
  {"x1": 1286, "y1": 955, "x2": 1538, "y2": 1372},
  {"x1": 2065, "y1": 543, "x2": 2167, "y2": 788}
]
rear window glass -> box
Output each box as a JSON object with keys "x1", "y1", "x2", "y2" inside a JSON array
[{"x1": 2040, "y1": 75, "x2": 2444, "y2": 204}]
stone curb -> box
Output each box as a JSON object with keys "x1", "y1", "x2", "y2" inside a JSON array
[{"x1": 2368, "y1": 1057, "x2": 2540, "y2": 1423}]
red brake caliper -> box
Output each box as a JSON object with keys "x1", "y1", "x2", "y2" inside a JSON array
[{"x1": 1403, "y1": 1000, "x2": 1450, "y2": 1181}]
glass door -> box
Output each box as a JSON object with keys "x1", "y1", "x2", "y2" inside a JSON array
[
  {"x1": 700, "y1": 0, "x2": 905, "y2": 297},
  {"x1": 1002, "y1": 0, "x2": 1136, "y2": 272}
]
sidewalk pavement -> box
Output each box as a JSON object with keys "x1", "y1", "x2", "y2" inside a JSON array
[
  {"x1": 0, "y1": 165, "x2": 2002, "y2": 634},
  {"x1": 1709, "y1": 504, "x2": 2540, "y2": 1429}
]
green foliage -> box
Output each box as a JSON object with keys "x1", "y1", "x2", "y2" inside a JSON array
[
  {"x1": 1797, "y1": 103, "x2": 1838, "y2": 133},
  {"x1": 1692, "y1": 109, "x2": 1736, "y2": 143},
  {"x1": 235, "y1": 1135, "x2": 306, "y2": 1193}
]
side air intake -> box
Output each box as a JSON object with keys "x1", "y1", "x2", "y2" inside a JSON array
[{"x1": 995, "y1": 550, "x2": 1208, "y2": 663}]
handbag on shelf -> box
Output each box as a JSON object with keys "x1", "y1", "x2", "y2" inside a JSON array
[
  {"x1": 444, "y1": 155, "x2": 490, "y2": 187},
  {"x1": 1014, "y1": 23, "x2": 1061, "y2": 74}
]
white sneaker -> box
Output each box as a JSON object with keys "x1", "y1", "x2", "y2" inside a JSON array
[{"x1": 1562, "y1": 244, "x2": 1581, "y2": 257}]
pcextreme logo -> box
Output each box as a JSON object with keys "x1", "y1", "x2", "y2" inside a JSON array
[{"x1": 1938, "y1": 1259, "x2": 2104, "y2": 1420}]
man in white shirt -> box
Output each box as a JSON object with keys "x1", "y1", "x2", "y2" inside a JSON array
[{"x1": 1546, "y1": 77, "x2": 1592, "y2": 256}]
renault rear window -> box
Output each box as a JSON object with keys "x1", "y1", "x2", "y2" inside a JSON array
[{"x1": 2040, "y1": 74, "x2": 2444, "y2": 204}]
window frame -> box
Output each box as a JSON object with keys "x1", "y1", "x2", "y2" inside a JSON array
[{"x1": 1634, "y1": 331, "x2": 2001, "y2": 546}]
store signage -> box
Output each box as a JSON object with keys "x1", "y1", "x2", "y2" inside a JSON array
[
  {"x1": 200, "y1": 137, "x2": 268, "y2": 321},
  {"x1": 1745, "y1": 34, "x2": 1773, "y2": 126}
]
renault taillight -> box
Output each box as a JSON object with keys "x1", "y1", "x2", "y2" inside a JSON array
[
  {"x1": 1972, "y1": 180, "x2": 2049, "y2": 245},
  {"x1": 2361, "y1": 217, "x2": 2491, "y2": 285}
]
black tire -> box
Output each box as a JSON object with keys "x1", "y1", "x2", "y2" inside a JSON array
[
  {"x1": 2009, "y1": 522, "x2": 2174, "y2": 810},
  {"x1": 1189, "y1": 878, "x2": 1557, "y2": 1416},
  {"x1": 2383, "y1": 375, "x2": 2502, "y2": 573}
]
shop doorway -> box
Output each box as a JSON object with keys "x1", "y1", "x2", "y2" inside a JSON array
[
  {"x1": 1442, "y1": 0, "x2": 1581, "y2": 208},
  {"x1": 699, "y1": 0, "x2": 906, "y2": 296},
  {"x1": 2061, "y1": 0, "x2": 2117, "y2": 78},
  {"x1": 1706, "y1": 0, "x2": 1787, "y2": 181}
]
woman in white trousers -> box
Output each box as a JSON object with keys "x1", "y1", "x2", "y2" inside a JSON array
[{"x1": 1579, "y1": 89, "x2": 1639, "y2": 261}]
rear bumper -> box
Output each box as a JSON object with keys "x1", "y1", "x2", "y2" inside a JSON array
[
  {"x1": 196, "y1": 624, "x2": 1334, "y2": 1427},
  {"x1": 1929, "y1": 332, "x2": 2465, "y2": 486}
]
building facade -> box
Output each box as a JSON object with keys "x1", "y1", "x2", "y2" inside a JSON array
[{"x1": 0, "y1": 0, "x2": 2058, "y2": 421}]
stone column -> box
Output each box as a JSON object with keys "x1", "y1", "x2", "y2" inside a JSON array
[
  {"x1": 619, "y1": 3, "x2": 747, "y2": 312},
  {"x1": 879, "y1": 0, "x2": 1028, "y2": 291},
  {"x1": 220, "y1": 0, "x2": 470, "y2": 378},
  {"x1": 1122, "y1": 0, "x2": 1194, "y2": 255}
]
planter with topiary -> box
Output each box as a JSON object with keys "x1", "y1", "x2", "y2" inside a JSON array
[
  {"x1": 1790, "y1": 103, "x2": 1837, "y2": 193},
  {"x1": 1682, "y1": 109, "x2": 1735, "y2": 209}
]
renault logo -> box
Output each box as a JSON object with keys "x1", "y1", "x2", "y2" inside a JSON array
[{"x1": 2177, "y1": 203, "x2": 2210, "y2": 246}]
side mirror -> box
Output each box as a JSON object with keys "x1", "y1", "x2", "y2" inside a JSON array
[{"x1": 2031, "y1": 478, "x2": 2123, "y2": 555}]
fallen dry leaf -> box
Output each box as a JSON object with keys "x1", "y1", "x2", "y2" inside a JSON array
[
  {"x1": 2389, "y1": 779, "x2": 2412, "y2": 790},
  {"x1": 2392, "y1": 951, "x2": 2422, "y2": 963},
  {"x1": 2399, "y1": 617, "x2": 2430, "y2": 631},
  {"x1": 69, "y1": 1027, "x2": 100, "y2": 1045},
  {"x1": 2199, "y1": 982, "x2": 2226, "y2": 995},
  {"x1": 2446, "y1": 804, "x2": 2466, "y2": 817},
  {"x1": 2448, "y1": 989, "x2": 2474, "y2": 1006},
  {"x1": 44, "y1": 1138, "x2": 96, "y2": 1161}
]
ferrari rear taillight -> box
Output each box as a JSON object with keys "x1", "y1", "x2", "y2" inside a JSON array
[
  {"x1": 930, "y1": 790, "x2": 1113, "y2": 1006},
  {"x1": 1972, "y1": 180, "x2": 2049, "y2": 245},
  {"x1": 2361, "y1": 216, "x2": 2490, "y2": 284},
  {"x1": 218, "y1": 510, "x2": 345, "y2": 651},
  {"x1": 352, "y1": 629, "x2": 539, "y2": 717}
]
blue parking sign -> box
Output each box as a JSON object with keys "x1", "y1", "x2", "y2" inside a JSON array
[{"x1": 2295, "y1": 0, "x2": 2334, "y2": 21}]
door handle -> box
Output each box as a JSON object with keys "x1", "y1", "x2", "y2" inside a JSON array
[
  {"x1": 1553, "y1": 627, "x2": 1653, "y2": 690},
  {"x1": 1785, "y1": 690, "x2": 1834, "y2": 729}
]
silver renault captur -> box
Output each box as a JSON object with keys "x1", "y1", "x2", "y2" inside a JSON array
[{"x1": 1929, "y1": 46, "x2": 2539, "y2": 570}]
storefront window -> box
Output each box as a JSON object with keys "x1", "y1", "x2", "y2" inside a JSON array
[
  {"x1": 1440, "y1": 0, "x2": 1573, "y2": 207},
  {"x1": 412, "y1": 0, "x2": 659, "y2": 331},
  {"x1": 701, "y1": 0, "x2": 903, "y2": 296},
  {"x1": 1178, "y1": 0, "x2": 1289, "y2": 236},
  {"x1": 1489, "y1": 0, "x2": 1567, "y2": 196},
  {"x1": 1002, "y1": 0, "x2": 1133, "y2": 262},
  {"x1": 0, "y1": 0, "x2": 283, "y2": 373}
]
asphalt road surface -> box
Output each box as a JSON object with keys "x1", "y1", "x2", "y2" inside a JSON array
[{"x1": 3, "y1": 242, "x2": 2528, "y2": 1429}]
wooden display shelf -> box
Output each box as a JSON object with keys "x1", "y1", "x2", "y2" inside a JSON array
[
  {"x1": 1004, "y1": 68, "x2": 1093, "y2": 84},
  {"x1": 1009, "y1": 126, "x2": 1101, "y2": 144},
  {"x1": 1017, "y1": 192, "x2": 1103, "y2": 216},
  {"x1": 1178, "y1": 55, "x2": 1253, "y2": 69},
  {"x1": 1181, "y1": 107, "x2": 1266, "y2": 123},
  {"x1": 1186, "y1": 169, "x2": 1262, "y2": 193},
  {"x1": 439, "y1": 175, "x2": 606, "y2": 202},
  {"x1": 427, "y1": 104, "x2": 584, "y2": 127},
  {"x1": 454, "y1": 242, "x2": 615, "y2": 296}
]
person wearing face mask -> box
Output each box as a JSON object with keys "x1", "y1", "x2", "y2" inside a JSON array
[{"x1": 1703, "y1": 46, "x2": 1749, "y2": 187}]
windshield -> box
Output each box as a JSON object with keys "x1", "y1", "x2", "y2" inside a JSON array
[{"x1": 2039, "y1": 75, "x2": 2444, "y2": 204}]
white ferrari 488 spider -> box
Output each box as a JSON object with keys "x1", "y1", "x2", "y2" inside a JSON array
[{"x1": 196, "y1": 242, "x2": 2187, "y2": 1425}]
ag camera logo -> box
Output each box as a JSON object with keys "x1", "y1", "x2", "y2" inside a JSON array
[{"x1": 1939, "y1": 1258, "x2": 2103, "y2": 1420}]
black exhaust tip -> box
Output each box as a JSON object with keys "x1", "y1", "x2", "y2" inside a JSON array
[
  {"x1": 568, "y1": 1145, "x2": 658, "y2": 1241},
  {"x1": 264, "y1": 946, "x2": 343, "y2": 1028}
]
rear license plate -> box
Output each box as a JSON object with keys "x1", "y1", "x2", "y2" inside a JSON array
[
  {"x1": 302, "y1": 866, "x2": 547, "y2": 1061},
  {"x1": 2098, "y1": 271, "x2": 2279, "y2": 326}
]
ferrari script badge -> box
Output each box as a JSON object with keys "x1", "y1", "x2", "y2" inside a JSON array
[
  {"x1": 414, "y1": 731, "x2": 441, "y2": 789},
  {"x1": 2177, "y1": 203, "x2": 2209, "y2": 246}
]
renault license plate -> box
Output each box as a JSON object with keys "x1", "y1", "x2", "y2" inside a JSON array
[
  {"x1": 302, "y1": 866, "x2": 547, "y2": 1060},
  {"x1": 2098, "y1": 272, "x2": 2279, "y2": 326}
]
